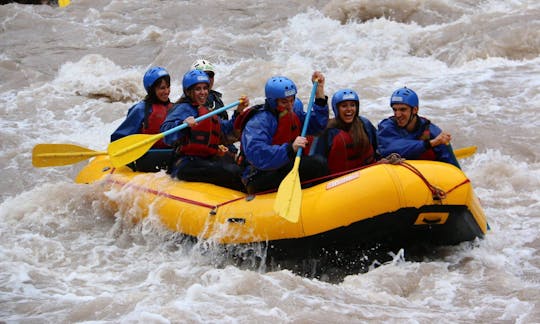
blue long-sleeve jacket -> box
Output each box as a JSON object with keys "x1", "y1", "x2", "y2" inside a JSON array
[
  {"x1": 377, "y1": 116, "x2": 460, "y2": 168},
  {"x1": 241, "y1": 101, "x2": 328, "y2": 173},
  {"x1": 110, "y1": 101, "x2": 146, "y2": 141}
]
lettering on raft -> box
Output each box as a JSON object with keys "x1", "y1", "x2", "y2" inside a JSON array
[{"x1": 326, "y1": 172, "x2": 360, "y2": 190}]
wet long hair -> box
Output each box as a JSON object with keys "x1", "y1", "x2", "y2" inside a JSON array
[{"x1": 327, "y1": 104, "x2": 369, "y2": 148}]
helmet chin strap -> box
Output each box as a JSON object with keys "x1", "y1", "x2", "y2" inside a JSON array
[{"x1": 401, "y1": 111, "x2": 417, "y2": 129}]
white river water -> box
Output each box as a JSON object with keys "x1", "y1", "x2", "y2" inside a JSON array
[{"x1": 1, "y1": 0, "x2": 539, "y2": 322}]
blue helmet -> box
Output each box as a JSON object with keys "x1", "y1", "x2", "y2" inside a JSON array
[
  {"x1": 143, "y1": 66, "x2": 170, "y2": 93},
  {"x1": 331, "y1": 88, "x2": 359, "y2": 117},
  {"x1": 390, "y1": 87, "x2": 418, "y2": 108},
  {"x1": 264, "y1": 76, "x2": 297, "y2": 109},
  {"x1": 182, "y1": 69, "x2": 210, "y2": 94}
]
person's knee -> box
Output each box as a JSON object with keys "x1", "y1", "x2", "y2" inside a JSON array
[{"x1": 222, "y1": 164, "x2": 242, "y2": 177}]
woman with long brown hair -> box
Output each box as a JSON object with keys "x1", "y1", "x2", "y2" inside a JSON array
[{"x1": 311, "y1": 89, "x2": 378, "y2": 174}]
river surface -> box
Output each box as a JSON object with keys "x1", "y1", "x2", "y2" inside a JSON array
[{"x1": 1, "y1": 0, "x2": 539, "y2": 322}]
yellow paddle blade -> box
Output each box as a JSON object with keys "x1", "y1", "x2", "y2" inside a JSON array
[
  {"x1": 32, "y1": 143, "x2": 106, "y2": 167},
  {"x1": 273, "y1": 157, "x2": 302, "y2": 223},
  {"x1": 107, "y1": 133, "x2": 162, "y2": 168},
  {"x1": 58, "y1": 0, "x2": 70, "y2": 7},
  {"x1": 454, "y1": 146, "x2": 477, "y2": 159},
  {"x1": 75, "y1": 156, "x2": 113, "y2": 184}
]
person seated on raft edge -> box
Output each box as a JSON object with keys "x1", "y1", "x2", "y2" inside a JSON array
[
  {"x1": 160, "y1": 69, "x2": 249, "y2": 192},
  {"x1": 191, "y1": 58, "x2": 238, "y2": 163},
  {"x1": 376, "y1": 87, "x2": 461, "y2": 168},
  {"x1": 110, "y1": 66, "x2": 174, "y2": 172},
  {"x1": 237, "y1": 71, "x2": 330, "y2": 195},
  {"x1": 308, "y1": 88, "x2": 379, "y2": 175}
]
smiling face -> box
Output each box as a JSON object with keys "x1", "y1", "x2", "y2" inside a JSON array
[
  {"x1": 187, "y1": 83, "x2": 209, "y2": 106},
  {"x1": 154, "y1": 78, "x2": 170, "y2": 103},
  {"x1": 392, "y1": 103, "x2": 418, "y2": 128},
  {"x1": 276, "y1": 96, "x2": 295, "y2": 112},
  {"x1": 337, "y1": 100, "x2": 357, "y2": 124}
]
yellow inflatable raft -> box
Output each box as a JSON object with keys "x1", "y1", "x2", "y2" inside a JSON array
[{"x1": 76, "y1": 156, "x2": 487, "y2": 258}]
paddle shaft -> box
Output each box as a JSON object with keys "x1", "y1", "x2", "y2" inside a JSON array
[
  {"x1": 164, "y1": 100, "x2": 240, "y2": 136},
  {"x1": 37, "y1": 151, "x2": 105, "y2": 158},
  {"x1": 296, "y1": 82, "x2": 318, "y2": 157}
]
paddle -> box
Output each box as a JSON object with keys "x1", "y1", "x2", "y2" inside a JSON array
[
  {"x1": 58, "y1": 0, "x2": 70, "y2": 7},
  {"x1": 454, "y1": 146, "x2": 477, "y2": 159},
  {"x1": 32, "y1": 143, "x2": 106, "y2": 167},
  {"x1": 108, "y1": 100, "x2": 240, "y2": 167},
  {"x1": 273, "y1": 81, "x2": 319, "y2": 223}
]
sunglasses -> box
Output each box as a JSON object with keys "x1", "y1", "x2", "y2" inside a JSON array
[{"x1": 205, "y1": 71, "x2": 215, "y2": 78}]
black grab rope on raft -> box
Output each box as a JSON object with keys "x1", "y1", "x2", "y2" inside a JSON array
[
  {"x1": 393, "y1": 158, "x2": 470, "y2": 200},
  {"x1": 380, "y1": 154, "x2": 447, "y2": 201},
  {"x1": 379, "y1": 153, "x2": 451, "y2": 201}
]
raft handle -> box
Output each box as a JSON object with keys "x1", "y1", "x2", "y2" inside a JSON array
[
  {"x1": 414, "y1": 212, "x2": 449, "y2": 225},
  {"x1": 227, "y1": 218, "x2": 246, "y2": 224}
]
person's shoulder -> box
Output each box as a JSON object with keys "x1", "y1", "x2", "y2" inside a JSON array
[
  {"x1": 420, "y1": 116, "x2": 441, "y2": 131},
  {"x1": 246, "y1": 104, "x2": 270, "y2": 115},
  {"x1": 359, "y1": 115, "x2": 375, "y2": 125},
  {"x1": 244, "y1": 106, "x2": 275, "y2": 126},
  {"x1": 420, "y1": 116, "x2": 443, "y2": 132},
  {"x1": 418, "y1": 116, "x2": 432, "y2": 123},
  {"x1": 250, "y1": 105, "x2": 272, "y2": 118},
  {"x1": 175, "y1": 101, "x2": 194, "y2": 110},
  {"x1": 210, "y1": 89, "x2": 222, "y2": 97},
  {"x1": 325, "y1": 127, "x2": 340, "y2": 136},
  {"x1": 168, "y1": 102, "x2": 195, "y2": 115},
  {"x1": 129, "y1": 100, "x2": 147, "y2": 110},
  {"x1": 126, "y1": 100, "x2": 147, "y2": 115},
  {"x1": 377, "y1": 116, "x2": 394, "y2": 127}
]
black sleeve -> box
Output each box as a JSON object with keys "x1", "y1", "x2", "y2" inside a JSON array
[
  {"x1": 314, "y1": 96, "x2": 328, "y2": 107},
  {"x1": 286, "y1": 143, "x2": 295, "y2": 159}
]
